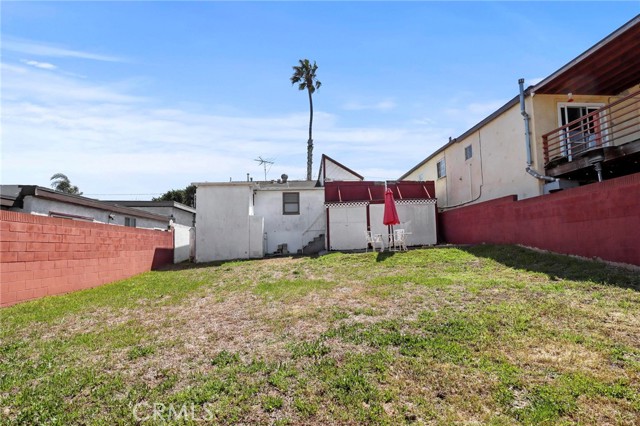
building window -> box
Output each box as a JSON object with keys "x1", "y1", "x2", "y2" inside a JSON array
[
  {"x1": 558, "y1": 103, "x2": 605, "y2": 157},
  {"x1": 465, "y1": 145, "x2": 473, "y2": 160},
  {"x1": 436, "y1": 159, "x2": 446, "y2": 179},
  {"x1": 124, "y1": 217, "x2": 137, "y2": 227},
  {"x1": 283, "y1": 192, "x2": 300, "y2": 215}
]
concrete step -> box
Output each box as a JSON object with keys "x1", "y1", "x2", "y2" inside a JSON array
[{"x1": 302, "y1": 233, "x2": 326, "y2": 255}]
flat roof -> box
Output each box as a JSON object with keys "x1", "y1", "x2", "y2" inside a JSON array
[
  {"x1": 193, "y1": 180, "x2": 322, "y2": 190},
  {"x1": 257, "y1": 180, "x2": 321, "y2": 190},
  {"x1": 104, "y1": 200, "x2": 196, "y2": 214},
  {"x1": 193, "y1": 181, "x2": 254, "y2": 187}
]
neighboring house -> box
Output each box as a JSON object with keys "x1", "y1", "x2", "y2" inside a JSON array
[
  {"x1": 194, "y1": 176, "x2": 326, "y2": 263},
  {"x1": 194, "y1": 182, "x2": 265, "y2": 262},
  {"x1": 1, "y1": 185, "x2": 170, "y2": 230},
  {"x1": 102, "y1": 200, "x2": 196, "y2": 227},
  {"x1": 194, "y1": 155, "x2": 438, "y2": 262},
  {"x1": 102, "y1": 200, "x2": 196, "y2": 263},
  {"x1": 401, "y1": 16, "x2": 640, "y2": 208}
]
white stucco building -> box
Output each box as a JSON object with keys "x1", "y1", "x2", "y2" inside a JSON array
[
  {"x1": 194, "y1": 179, "x2": 328, "y2": 263},
  {"x1": 194, "y1": 155, "x2": 367, "y2": 262},
  {"x1": 194, "y1": 182, "x2": 265, "y2": 262},
  {"x1": 194, "y1": 154, "x2": 438, "y2": 262}
]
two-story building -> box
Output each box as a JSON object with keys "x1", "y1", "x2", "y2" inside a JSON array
[{"x1": 401, "y1": 16, "x2": 640, "y2": 209}]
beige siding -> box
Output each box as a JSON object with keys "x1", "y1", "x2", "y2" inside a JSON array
[
  {"x1": 403, "y1": 155, "x2": 447, "y2": 204},
  {"x1": 404, "y1": 101, "x2": 541, "y2": 207}
]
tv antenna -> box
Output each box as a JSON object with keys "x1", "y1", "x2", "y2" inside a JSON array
[{"x1": 254, "y1": 156, "x2": 275, "y2": 181}]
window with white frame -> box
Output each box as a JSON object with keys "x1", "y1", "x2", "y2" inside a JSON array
[
  {"x1": 558, "y1": 103, "x2": 606, "y2": 157},
  {"x1": 124, "y1": 217, "x2": 137, "y2": 227},
  {"x1": 282, "y1": 192, "x2": 300, "y2": 215},
  {"x1": 436, "y1": 159, "x2": 446, "y2": 179}
]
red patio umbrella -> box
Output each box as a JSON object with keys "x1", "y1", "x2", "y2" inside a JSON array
[{"x1": 383, "y1": 188, "x2": 400, "y2": 248}]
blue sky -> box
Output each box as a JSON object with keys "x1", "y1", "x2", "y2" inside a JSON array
[{"x1": 2, "y1": 2, "x2": 638, "y2": 199}]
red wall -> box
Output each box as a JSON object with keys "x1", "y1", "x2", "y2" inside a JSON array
[
  {"x1": 439, "y1": 173, "x2": 640, "y2": 266},
  {"x1": 0, "y1": 211, "x2": 173, "y2": 307}
]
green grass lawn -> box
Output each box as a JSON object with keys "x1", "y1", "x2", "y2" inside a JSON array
[{"x1": 1, "y1": 245, "x2": 639, "y2": 425}]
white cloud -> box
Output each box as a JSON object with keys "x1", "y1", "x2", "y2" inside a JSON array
[
  {"x1": 21, "y1": 59, "x2": 57, "y2": 70},
  {"x1": 342, "y1": 99, "x2": 397, "y2": 111},
  {"x1": 467, "y1": 100, "x2": 507, "y2": 115},
  {"x1": 3, "y1": 37, "x2": 124, "y2": 62},
  {"x1": 2, "y1": 63, "x2": 448, "y2": 197},
  {"x1": 443, "y1": 99, "x2": 509, "y2": 131},
  {"x1": 1, "y1": 63, "x2": 142, "y2": 104},
  {"x1": 527, "y1": 77, "x2": 544, "y2": 86},
  {"x1": 411, "y1": 117, "x2": 437, "y2": 126}
]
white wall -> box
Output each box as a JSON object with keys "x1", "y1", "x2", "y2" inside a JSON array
[
  {"x1": 349, "y1": 202, "x2": 437, "y2": 250},
  {"x1": 172, "y1": 223, "x2": 192, "y2": 263},
  {"x1": 195, "y1": 183, "x2": 263, "y2": 262},
  {"x1": 253, "y1": 188, "x2": 325, "y2": 254},
  {"x1": 395, "y1": 202, "x2": 437, "y2": 246},
  {"x1": 369, "y1": 204, "x2": 387, "y2": 238},
  {"x1": 249, "y1": 216, "x2": 265, "y2": 258},
  {"x1": 324, "y1": 159, "x2": 362, "y2": 181},
  {"x1": 21, "y1": 197, "x2": 167, "y2": 229},
  {"x1": 127, "y1": 205, "x2": 195, "y2": 227},
  {"x1": 173, "y1": 207, "x2": 196, "y2": 227},
  {"x1": 327, "y1": 205, "x2": 367, "y2": 250}
]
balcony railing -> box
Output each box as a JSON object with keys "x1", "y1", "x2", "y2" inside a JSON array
[{"x1": 542, "y1": 89, "x2": 640, "y2": 165}]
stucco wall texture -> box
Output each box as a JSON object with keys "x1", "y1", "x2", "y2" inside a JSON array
[
  {"x1": 439, "y1": 173, "x2": 640, "y2": 266},
  {"x1": 0, "y1": 211, "x2": 173, "y2": 307}
]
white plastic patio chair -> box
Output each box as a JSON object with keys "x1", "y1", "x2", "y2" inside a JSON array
[
  {"x1": 394, "y1": 229, "x2": 408, "y2": 251},
  {"x1": 365, "y1": 231, "x2": 384, "y2": 253}
]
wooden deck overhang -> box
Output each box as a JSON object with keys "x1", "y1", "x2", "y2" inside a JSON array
[{"x1": 546, "y1": 139, "x2": 640, "y2": 181}]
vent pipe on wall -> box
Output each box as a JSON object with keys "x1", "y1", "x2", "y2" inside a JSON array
[{"x1": 518, "y1": 78, "x2": 556, "y2": 183}]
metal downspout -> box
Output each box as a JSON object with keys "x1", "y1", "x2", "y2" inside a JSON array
[
  {"x1": 518, "y1": 78, "x2": 533, "y2": 167},
  {"x1": 518, "y1": 78, "x2": 556, "y2": 183}
]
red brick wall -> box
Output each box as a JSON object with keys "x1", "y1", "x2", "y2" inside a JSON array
[
  {"x1": 0, "y1": 211, "x2": 173, "y2": 307},
  {"x1": 439, "y1": 173, "x2": 640, "y2": 266}
]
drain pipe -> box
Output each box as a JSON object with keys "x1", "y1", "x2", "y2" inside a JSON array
[
  {"x1": 518, "y1": 78, "x2": 533, "y2": 167},
  {"x1": 518, "y1": 78, "x2": 556, "y2": 183}
]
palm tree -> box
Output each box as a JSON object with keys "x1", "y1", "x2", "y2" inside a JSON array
[
  {"x1": 50, "y1": 173, "x2": 82, "y2": 195},
  {"x1": 291, "y1": 59, "x2": 322, "y2": 181}
]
